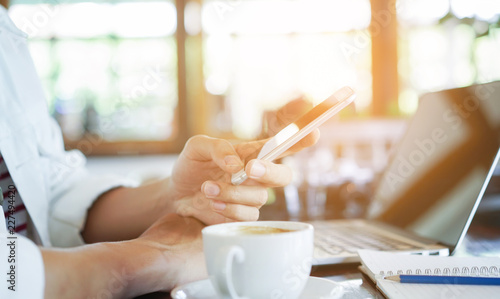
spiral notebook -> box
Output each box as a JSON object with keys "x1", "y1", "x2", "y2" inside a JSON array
[{"x1": 358, "y1": 250, "x2": 500, "y2": 299}]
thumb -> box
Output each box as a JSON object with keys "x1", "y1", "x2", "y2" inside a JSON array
[{"x1": 184, "y1": 135, "x2": 244, "y2": 173}]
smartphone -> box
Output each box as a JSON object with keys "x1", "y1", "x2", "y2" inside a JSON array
[{"x1": 231, "y1": 86, "x2": 356, "y2": 185}]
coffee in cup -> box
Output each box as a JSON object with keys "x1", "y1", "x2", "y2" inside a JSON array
[{"x1": 233, "y1": 225, "x2": 295, "y2": 235}]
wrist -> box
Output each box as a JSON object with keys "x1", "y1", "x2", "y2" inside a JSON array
[
  {"x1": 93, "y1": 242, "x2": 139, "y2": 297},
  {"x1": 110, "y1": 239, "x2": 181, "y2": 296},
  {"x1": 163, "y1": 176, "x2": 183, "y2": 215},
  {"x1": 158, "y1": 177, "x2": 175, "y2": 211},
  {"x1": 42, "y1": 242, "x2": 154, "y2": 298}
]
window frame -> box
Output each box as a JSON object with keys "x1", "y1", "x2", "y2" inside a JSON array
[{"x1": 66, "y1": 0, "x2": 193, "y2": 155}]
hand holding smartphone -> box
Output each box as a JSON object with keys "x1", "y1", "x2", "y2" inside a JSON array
[{"x1": 231, "y1": 86, "x2": 356, "y2": 185}]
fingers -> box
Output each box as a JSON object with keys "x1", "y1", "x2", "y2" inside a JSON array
[
  {"x1": 283, "y1": 128, "x2": 321, "y2": 156},
  {"x1": 274, "y1": 97, "x2": 313, "y2": 129},
  {"x1": 174, "y1": 195, "x2": 229, "y2": 224},
  {"x1": 197, "y1": 159, "x2": 291, "y2": 221},
  {"x1": 201, "y1": 181, "x2": 269, "y2": 221},
  {"x1": 185, "y1": 135, "x2": 244, "y2": 173},
  {"x1": 235, "y1": 129, "x2": 320, "y2": 163},
  {"x1": 235, "y1": 139, "x2": 268, "y2": 161},
  {"x1": 202, "y1": 181, "x2": 269, "y2": 207},
  {"x1": 245, "y1": 159, "x2": 293, "y2": 187},
  {"x1": 183, "y1": 160, "x2": 292, "y2": 223},
  {"x1": 213, "y1": 202, "x2": 261, "y2": 222},
  {"x1": 265, "y1": 96, "x2": 313, "y2": 136}
]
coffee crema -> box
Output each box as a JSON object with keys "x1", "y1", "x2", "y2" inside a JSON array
[{"x1": 236, "y1": 225, "x2": 295, "y2": 235}]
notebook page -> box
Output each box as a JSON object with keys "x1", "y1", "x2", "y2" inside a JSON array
[
  {"x1": 358, "y1": 250, "x2": 500, "y2": 278},
  {"x1": 358, "y1": 250, "x2": 500, "y2": 299},
  {"x1": 377, "y1": 279, "x2": 500, "y2": 299}
]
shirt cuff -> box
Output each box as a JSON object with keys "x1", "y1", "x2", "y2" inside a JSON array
[
  {"x1": 48, "y1": 174, "x2": 139, "y2": 247},
  {"x1": 0, "y1": 234, "x2": 44, "y2": 298}
]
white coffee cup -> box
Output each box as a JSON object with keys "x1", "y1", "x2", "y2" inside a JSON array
[{"x1": 202, "y1": 221, "x2": 314, "y2": 299}]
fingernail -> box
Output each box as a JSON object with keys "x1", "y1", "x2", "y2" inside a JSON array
[
  {"x1": 212, "y1": 200, "x2": 226, "y2": 211},
  {"x1": 203, "y1": 182, "x2": 220, "y2": 198},
  {"x1": 224, "y1": 155, "x2": 243, "y2": 169},
  {"x1": 249, "y1": 161, "x2": 266, "y2": 178}
]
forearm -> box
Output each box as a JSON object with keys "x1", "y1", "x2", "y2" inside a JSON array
[
  {"x1": 42, "y1": 240, "x2": 172, "y2": 298},
  {"x1": 82, "y1": 178, "x2": 174, "y2": 243}
]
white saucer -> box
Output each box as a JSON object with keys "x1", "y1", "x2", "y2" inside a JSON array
[{"x1": 171, "y1": 276, "x2": 344, "y2": 299}]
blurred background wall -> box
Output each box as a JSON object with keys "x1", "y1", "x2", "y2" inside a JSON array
[
  {"x1": 5, "y1": 0, "x2": 500, "y2": 222},
  {"x1": 6, "y1": 0, "x2": 500, "y2": 155}
]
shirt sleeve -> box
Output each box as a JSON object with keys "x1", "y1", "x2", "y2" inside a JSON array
[
  {"x1": 0, "y1": 233, "x2": 45, "y2": 298},
  {"x1": 0, "y1": 5, "x2": 140, "y2": 248},
  {"x1": 37, "y1": 117, "x2": 139, "y2": 247}
]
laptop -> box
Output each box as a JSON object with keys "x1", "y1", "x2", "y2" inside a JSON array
[{"x1": 311, "y1": 81, "x2": 500, "y2": 265}]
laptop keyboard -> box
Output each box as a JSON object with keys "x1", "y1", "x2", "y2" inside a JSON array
[{"x1": 313, "y1": 221, "x2": 423, "y2": 256}]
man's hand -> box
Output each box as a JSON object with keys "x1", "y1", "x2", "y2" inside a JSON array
[
  {"x1": 169, "y1": 136, "x2": 281, "y2": 224},
  {"x1": 170, "y1": 133, "x2": 319, "y2": 225},
  {"x1": 81, "y1": 96, "x2": 319, "y2": 243},
  {"x1": 261, "y1": 95, "x2": 314, "y2": 138},
  {"x1": 43, "y1": 214, "x2": 207, "y2": 298},
  {"x1": 134, "y1": 213, "x2": 207, "y2": 292},
  {"x1": 169, "y1": 96, "x2": 319, "y2": 225}
]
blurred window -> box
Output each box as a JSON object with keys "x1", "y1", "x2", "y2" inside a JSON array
[
  {"x1": 397, "y1": 0, "x2": 500, "y2": 115},
  {"x1": 8, "y1": 1, "x2": 179, "y2": 151},
  {"x1": 7, "y1": 0, "x2": 500, "y2": 154},
  {"x1": 201, "y1": 0, "x2": 372, "y2": 139}
]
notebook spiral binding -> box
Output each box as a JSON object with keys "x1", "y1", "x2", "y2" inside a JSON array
[{"x1": 379, "y1": 266, "x2": 500, "y2": 277}]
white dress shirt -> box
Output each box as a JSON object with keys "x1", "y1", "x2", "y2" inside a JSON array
[{"x1": 0, "y1": 6, "x2": 137, "y2": 298}]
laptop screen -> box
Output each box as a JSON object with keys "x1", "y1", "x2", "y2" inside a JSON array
[{"x1": 368, "y1": 81, "x2": 500, "y2": 252}]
